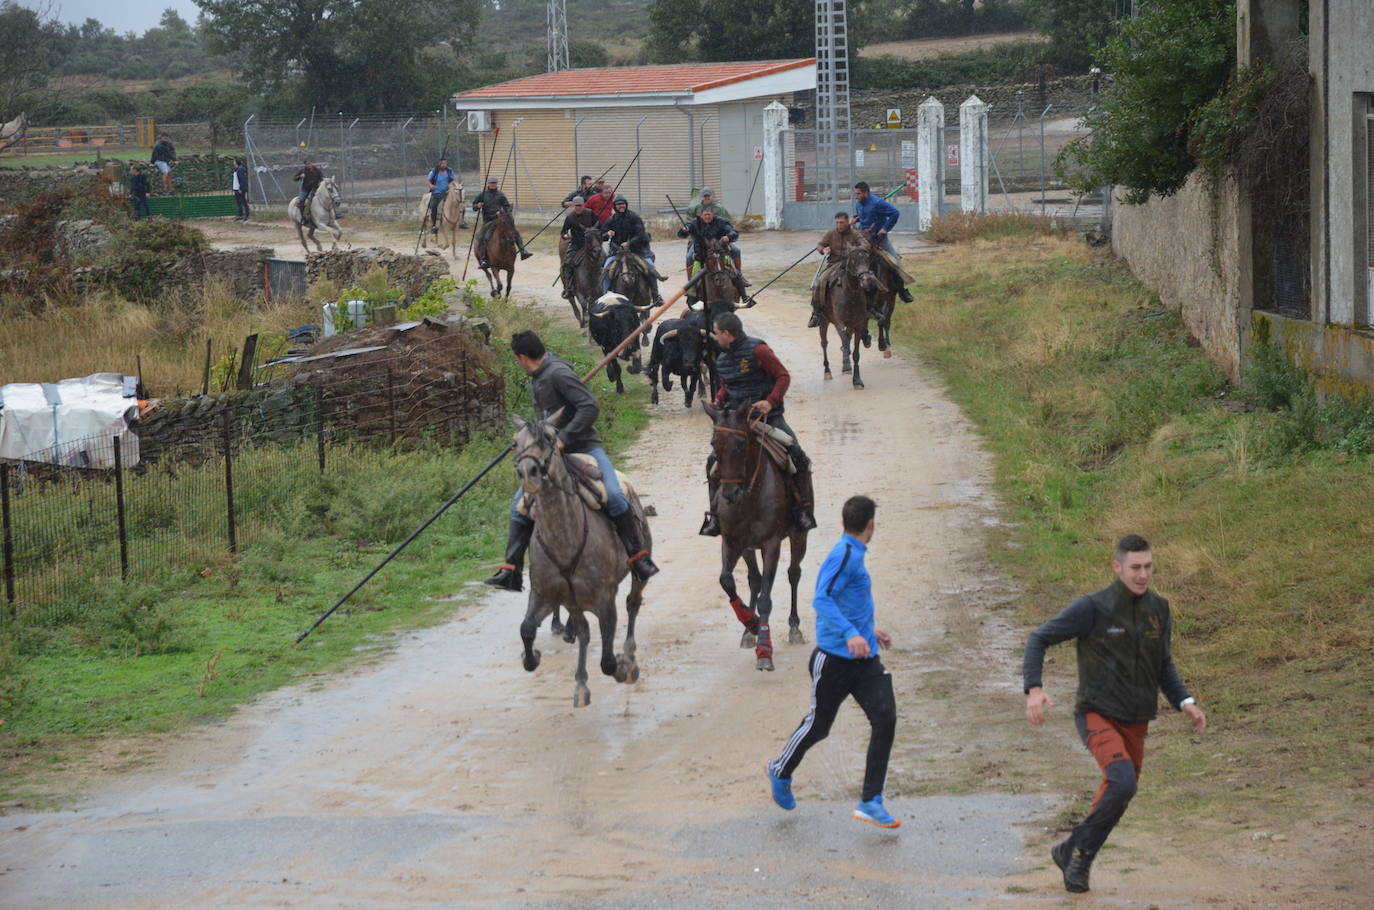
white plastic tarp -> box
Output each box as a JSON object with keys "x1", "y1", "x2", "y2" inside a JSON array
[{"x1": 0, "y1": 372, "x2": 140, "y2": 468}]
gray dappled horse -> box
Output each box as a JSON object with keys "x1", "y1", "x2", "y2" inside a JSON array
[
  {"x1": 703, "y1": 401, "x2": 808, "y2": 672},
  {"x1": 513, "y1": 413, "x2": 649, "y2": 707},
  {"x1": 816, "y1": 244, "x2": 880, "y2": 389},
  {"x1": 289, "y1": 176, "x2": 344, "y2": 253}
]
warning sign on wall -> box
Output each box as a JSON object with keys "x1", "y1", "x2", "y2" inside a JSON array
[
  {"x1": 947, "y1": 144, "x2": 959, "y2": 166},
  {"x1": 753, "y1": 146, "x2": 763, "y2": 160},
  {"x1": 886, "y1": 108, "x2": 902, "y2": 128}
]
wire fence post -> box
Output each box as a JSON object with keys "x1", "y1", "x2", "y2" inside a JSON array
[
  {"x1": 222, "y1": 409, "x2": 237, "y2": 554},
  {"x1": 315, "y1": 385, "x2": 326, "y2": 474},
  {"x1": 113, "y1": 437, "x2": 129, "y2": 581},
  {"x1": 1, "y1": 463, "x2": 15, "y2": 614}
]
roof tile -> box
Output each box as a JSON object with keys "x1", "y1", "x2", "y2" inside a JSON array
[{"x1": 454, "y1": 59, "x2": 814, "y2": 100}]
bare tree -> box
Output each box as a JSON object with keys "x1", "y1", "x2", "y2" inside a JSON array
[{"x1": 0, "y1": 1, "x2": 68, "y2": 149}]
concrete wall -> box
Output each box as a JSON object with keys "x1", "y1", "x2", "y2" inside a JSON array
[
  {"x1": 1111, "y1": 173, "x2": 1247, "y2": 378},
  {"x1": 1252, "y1": 310, "x2": 1374, "y2": 396},
  {"x1": 1311, "y1": 0, "x2": 1374, "y2": 326}
]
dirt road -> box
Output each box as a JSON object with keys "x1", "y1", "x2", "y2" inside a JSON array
[{"x1": 0, "y1": 225, "x2": 1343, "y2": 908}]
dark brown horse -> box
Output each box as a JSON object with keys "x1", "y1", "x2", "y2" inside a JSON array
[
  {"x1": 816, "y1": 244, "x2": 880, "y2": 389},
  {"x1": 703, "y1": 400, "x2": 808, "y2": 671},
  {"x1": 480, "y1": 209, "x2": 519, "y2": 298},
  {"x1": 695, "y1": 237, "x2": 742, "y2": 395},
  {"x1": 562, "y1": 224, "x2": 603, "y2": 328}
]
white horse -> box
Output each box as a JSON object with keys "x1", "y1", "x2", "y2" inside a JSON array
[
  {"x1": 0, "y1": 113, "x2": 26, "y2": 152},
  {"x1": 418, "y1": 185, "x2": 467, "y2": 258},
  {"x1": 288, "y1": 176, "x2": 344, "y2": 253}
]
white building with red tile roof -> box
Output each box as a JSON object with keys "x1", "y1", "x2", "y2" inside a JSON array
[{"x1": 451, "y1": 59, "x2": 816, "y2": 217}]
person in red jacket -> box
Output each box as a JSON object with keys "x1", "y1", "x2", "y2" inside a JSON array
[{"x1": 585, "y1": 183, "x2": 616, "y2": 225}]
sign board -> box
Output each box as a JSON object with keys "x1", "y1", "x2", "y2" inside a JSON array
[
  {"x1": 752, "y1": 145, "x2": 763, "y2": 160},
  {"x1": 854, "y1": 148, "x2": 865, "y2": 167},
  {"x1": 900, "y1": 140, "x2": 916, "y2": 169},
  {"x1": 904, "y1": 168, "x2": 919, "y2": 203},
  {"x1": 886, "y1": 108, "x2": 902, "y2": 128},
  {"x1": 947, "y1": 144, "x2": 959, "y2": 166}
]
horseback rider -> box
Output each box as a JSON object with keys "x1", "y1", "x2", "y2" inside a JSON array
[
  {"x1": 472, "y1": 176, "x2": 533, "y2": 268},
  {"x1": 807, "y1": 211, "x2": 874, "y2": 328},
  {"x1": 682, "y1": 188, "x2": 738, "y2": 272},
  {"x1": 563, "y1": 175, "x2": 595, "y2": 208},
  {"x1": 699, "y1": 312, "x2": 817, "y2": 536},
  {"x1": 425, "y1": 157, "x2": 459, "y2": 236},
  {"x1": 602, "y1": 195, "x2": 665, "y2": 305},
  {"x1": 293, "y1": 158, "x2": 324, "y2": 226},
  {"x1": 852, "y1": 181, "x2": 914, "y2": 303},
  {"x1": 678, "y1": 208, "x2": 749, "y2": 299},
  {"x1": 559, "y1": 195, "x2": 600, "y2": 299},
  {"x1": 585, "y1": 182, "x2": 616, "y2": 225},
  {"x1": 486, "y1": 330, "x2": 660, "y2": 592}
]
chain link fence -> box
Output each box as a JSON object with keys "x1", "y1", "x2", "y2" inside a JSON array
[{"x1": 243, "y1": 113, "x2": 481, "y2": 219}]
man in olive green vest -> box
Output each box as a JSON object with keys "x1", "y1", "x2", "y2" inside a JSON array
[{"x1": 1022, "y1": 534, "x2": 1207, "y2": 894}]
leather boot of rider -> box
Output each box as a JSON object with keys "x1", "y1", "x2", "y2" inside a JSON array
[
  {"x1": 485, "y1": 518, "x2": 533, "y2": 591},
  {"x1": 612, "y1": 510, "x2": 659, "y2": 580},
  {"x1": 732, "y1": 255, "x2": 751, "y2": 287},
  {"x1": 792, "y1": 468, "x2": 818, "y2": 530},
  {"x1": 699, "y1": 463, "x2": 721, "y2": 536},
  {"x1": 513, "y1": 225, "x2": 533, "y2": 260}
]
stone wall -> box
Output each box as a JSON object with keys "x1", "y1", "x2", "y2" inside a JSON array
[
  {"x1": 1111, "y1": 173, "x2": 1246, "y2": 379},
  {"x1": 306, "y1": 247, "x2": 450, "y2": 300},
  {"x1": 794, "y1": 76, "x2": 1100, "y2": 128}
]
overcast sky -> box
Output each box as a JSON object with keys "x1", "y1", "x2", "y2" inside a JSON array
[{"x1": 29, "y1": 0, "x2": 203, "y2": 34}]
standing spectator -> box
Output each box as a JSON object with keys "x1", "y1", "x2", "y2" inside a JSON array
[
  {"x1": 232, "y1": 158, "x2": 250, "y2": 222},
  {"x1": 765, "y1": 495, "x2": 899, "y2": 828},
  {"x1": 150, "y1": 133, "x2": 177, "y2": 191},
  {"x1": 128, "y1": 164, "x2": 151, "y2": 219}
]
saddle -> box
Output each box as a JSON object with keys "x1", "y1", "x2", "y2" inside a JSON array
[
  {"x1": 299, "y1": 189, "x2": 318, "y2": 226},
  {"x1": 710, "y1": 423, "x2": 798, "y2": 475},
  {"x1": 514, "y1": 453, "x2": 637, "y2": 516}
]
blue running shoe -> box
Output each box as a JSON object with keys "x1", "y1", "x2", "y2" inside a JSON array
[
  {"x1": 853, "y1": 797, "x2": 901, "y2": 828},
  {"x1": 766, "y1": 762, "x2": 796, "y2": 810}
]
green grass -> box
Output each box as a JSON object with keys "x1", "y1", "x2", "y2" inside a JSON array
[
  {"x1": 0, "y1": 292, "x2": 650, "y2": 804},
  {"x1": 890, "y1": 231, "x2": 1374, "y2": 827}
]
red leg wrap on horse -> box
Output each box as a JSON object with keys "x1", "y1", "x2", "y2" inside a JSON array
[
  {"x1": 730, "y1": 597, "x2": 755, "y2": 627},
  {"x1": 755, "y1": 623, "x2": 773, "y2": 659}
]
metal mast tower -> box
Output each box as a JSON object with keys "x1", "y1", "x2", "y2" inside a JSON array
[
  {"x1": 814, "y1": 0, "x2": 851, "y2": 202},
  {"x1": 547, "y1": 0, "x2": 569, "y2": 72}
]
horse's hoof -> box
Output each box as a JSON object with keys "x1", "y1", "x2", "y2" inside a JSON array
[
  {"x1": 627, "y1": 362, "x2": 642, "y2": 375},
  {"x1": 523, "y1": 649, "x2": 541, "y2": 672},
  {"x1": 823, "y1": 371, "x2": 833, "y2": 381},
  {"x1": 651, "y1": 391, "x2": 659, "y2": 405},
  {"x1": 601, "y1": 655, "x2": 618, "y2": 677},
  {"x1": 614, "y1": 656, "x2": 628, "y2": 683},
  {"x1": 626, "y1": 661, "x2": 640, "y2": 683},
  {"x1": 883, "y1": 349, "x2": 893, "y2": 359},
  {"x1": 740, "y1": 630, "x2": 757, "y2": 649},
  {"x1": 549, "y1": 617, "x2": 564, "y2": 636},
  {"x1": 573, "y1": 687, "x2": 591, "y2": 708},
  {"x1": 757, "y1": 656, "x2": 775, "y2": 672},
  {"x1": 854, "y1": 380, "x2": 865, "y2": 389},
  {"x1": 562, "y1": 627, "x2": 577, "y2": 644},
  {"x1": 842, "y1": 365, "x2": 852, "y2": 374},
  {"x1": 788, "y1": 627, "x2": 807, "y2": 645}
]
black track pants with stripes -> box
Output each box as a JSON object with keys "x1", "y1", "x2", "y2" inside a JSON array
[{"x1": 768, "y1": 647, "x2": 897, "y2": 801}]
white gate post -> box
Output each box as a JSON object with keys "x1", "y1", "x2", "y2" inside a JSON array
[
  {"x1": 762, "y1": 101, "x2": 788, "y2": 230},
  {"x1": 916, "y1": 96, "x2": 944, "y2": 231},
  {"x1": 959, "y1": 95, "x2": 988, "y2": 214}
]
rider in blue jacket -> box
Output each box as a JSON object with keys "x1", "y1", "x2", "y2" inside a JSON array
[{"x1": 853, "y1": 182, "x2": 914, "y2": 302}]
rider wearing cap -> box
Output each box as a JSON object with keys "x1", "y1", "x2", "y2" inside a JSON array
[
  {"x1": 472, "y1": 176, "x2": 533, "y2": 268},
  {"x1": 486, "y1": 330, "x2": 659, "y2": 592},
  {"x1": 699, "y1": 311, "x2": 816, "y2": 536},
  {"x1": 559, "y1": 195, "x2": 600, "y2": 299},
  {"x1": 426, "y1": 158, "x2": 459, "y2": 236},
  {"x1": 602, "y1": 195, "x2": 664, "y2": 305}
]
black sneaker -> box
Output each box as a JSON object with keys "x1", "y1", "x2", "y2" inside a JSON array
[{"x1": 1051, "y1": 841, "x2": 1091, "y2": 893}]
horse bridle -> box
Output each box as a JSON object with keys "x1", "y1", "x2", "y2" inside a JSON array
[{"x1": 713, "y1": 412, "x2": 768, "y2": 493}]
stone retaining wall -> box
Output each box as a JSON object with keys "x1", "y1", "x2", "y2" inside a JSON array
[{"x1": 306, "y1": 247, "x2": 449, "y2": 299}]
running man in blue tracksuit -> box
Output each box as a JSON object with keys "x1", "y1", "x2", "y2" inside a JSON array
[{"x1": 765, "y1": 495, "x2": 901, "y2": 828}]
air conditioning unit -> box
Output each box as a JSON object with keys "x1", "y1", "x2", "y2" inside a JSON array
[{"x1": 466, "y1": 110, "x2": 493, "y2": 132}]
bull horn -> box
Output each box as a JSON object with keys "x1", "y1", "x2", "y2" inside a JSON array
[
  {"x1": 596, "y1": 291, "x2": 629, "y2": 307},
  {"x1": 662, "y1": 329, "x2": 679, "y2": 339},
  {"x1": 688, "y1": 300, "x2": 706, "y2": 312}
]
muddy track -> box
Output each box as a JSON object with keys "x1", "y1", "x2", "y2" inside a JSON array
[{"x1": 0, "y1": 224, "x2": 1356, "y2": 908}]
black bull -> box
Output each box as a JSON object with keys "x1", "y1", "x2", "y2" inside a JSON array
[
  {"x1": 647, "y1": 307, "x2": 708, "y2": 407},
  {"x1": 587, "y1": 297, "x2": 646, "y2": 394}
]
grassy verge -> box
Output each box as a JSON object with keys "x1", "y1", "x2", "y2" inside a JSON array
[
  {"x1": 889, "y1": 232, "x2": 1374, "y2": 832},
  {"x1": 0, "y1": 292, "x2": 649, "y2": 806}
]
